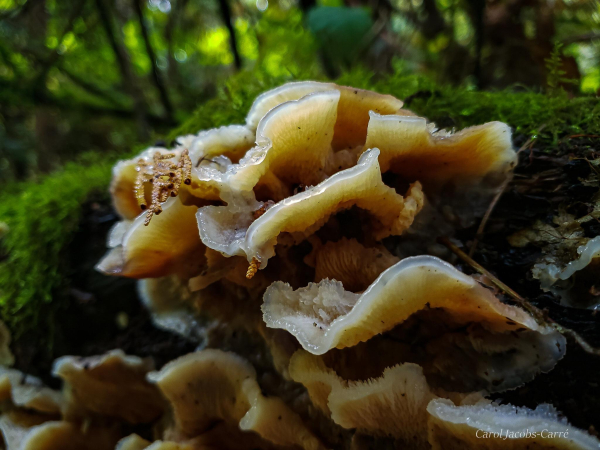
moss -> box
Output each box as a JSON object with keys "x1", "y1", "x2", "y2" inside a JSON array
[
  {"x1": 1, "y1": 67, "x2": 598, "y2": 344},
  {"x1": 0, "y1": 155, "x2": 113, "y2": 340}
]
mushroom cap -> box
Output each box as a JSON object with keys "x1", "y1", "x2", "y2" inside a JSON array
[
  {"x1": 198, "y1": 149, "x2": 423, "y2": 267},
  {"x1": 147, "y1": 349, "x2": 325, "y2": 450},
  {"x1": 426, "y1": 399, "x2": 600, "y2": 450},
  {"x1": 52, "y1": 349, "x2": 164, "y2": 424},
  {"x1": 0, "y1": 367, "x2": 62, "y2": 414},
  {"x1": 288, "y1": 350, "x2": 469, "y2": 449},
  {"x1": 245, "y1": 82, "x2": 405, "y2": 150},
  {"x1": 18, "y1": 421, "x2": 121, "y2": 450},
  {"x1": 263, "y1": 255, "x2": 549, "y2": 353},
  {"x1": 263, "y1": 255, "x2": 565, "y2": 392},
  {"x1": 96, "y1": 197, "x2": 205, "y2": 279},
  {"x1": 364, "y1": 113, "x2": 517, "y2": 186}
]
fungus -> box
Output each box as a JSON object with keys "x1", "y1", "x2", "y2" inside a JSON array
[
  {"x1": 0, "y1": 367, "x2": 62, "y2": 414},
  {"x1": 116, "y1": 434, "x2": 152, "y2": 450},
  {"x1": 510, "y1": 217, "x2": 600, "y2": 307},
  {"x1": 52, "y1": 350, "x2": 164, "y2": 424},
  {"x1": 426, "y1": 399, "x2": 600, "y2": 449},
  {"x1": 96, "y1": 197, "x2": 205, "y2": 279},
  {"x1": 147, "y1": 349, "x2": 325, "y2": 450},
  {"x1": 198, "y1": 149, "x2": 423, "y2": 268},
  {"x1": 364, "y1": 113, "x2": 516, "y2": 186},
  {"x1": 288, "y1": 350, "x2": 481, "y2": 449},
  {"x1": 81, "y1": 82, "x2": 579, "y2": 450},
  {"x1": 304, "y1": 238, "x2": 399, "y2": 291},
  {"x1": 263, "y1": 255, "x2": 564, "y2": 392},
  {"x1": 245, "y1": 82, "x2": 406, "y2": 151},
  {"x1": 0, "y1": 410, "x2": 52, "y2": 450},
  {"x1": 17, "y1": 420, "x2": 121, "y2": 450}
]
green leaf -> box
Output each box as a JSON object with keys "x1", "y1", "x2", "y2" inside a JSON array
[{"x1": 307, "y1": 6, "x2": 373, "y2": 65}]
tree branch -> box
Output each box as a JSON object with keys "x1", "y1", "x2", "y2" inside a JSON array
[
  {"x1": 34, "y1": 0, "x2": 88, "y2": 92},
  {"x1": 165, "y1": 0, "x2": 190, "y2": 92},
  {"x1": 217, "y1": 0, "x2": 242, "y2": 70},
  {"x1": 133, "y1": 0, "x2": 175, "y2": 124},
  {"x1": 94, "y1": 0, "x2": 149, "y2": 139},
  {"x1": 57, "y1": 64, "x2": 127, "y2": 108}
]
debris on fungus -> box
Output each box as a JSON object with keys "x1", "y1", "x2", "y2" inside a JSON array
[{"x1": 509, "y1": 213, "x2": 600, "y2": 308}]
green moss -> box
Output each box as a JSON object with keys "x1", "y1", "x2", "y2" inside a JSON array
[
  {"x1": 1, "y1": 68, "x2": 598, "y2": 343},
  {"x1": 0, "y1": 155, "x2": 113, "y2": 340}
]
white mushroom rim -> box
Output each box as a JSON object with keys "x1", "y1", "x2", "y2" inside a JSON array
[
  {"x1": 262, "y1": 254, "x2": 558, "y2": 355},
  {"x1": 198, "y1": 148, "x2": 421, "y2": 266},
  {"x1": 427, "y1": 399, "x2": 600, "y2": 449}
]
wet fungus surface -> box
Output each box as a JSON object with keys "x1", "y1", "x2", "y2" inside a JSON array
[{"x1": 2, "y1": 82, "x2": 598, "y2": 449}]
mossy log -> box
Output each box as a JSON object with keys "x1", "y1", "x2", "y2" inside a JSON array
[{"x1": 1, "y1": 69, "x2": 599, "y2": 433}]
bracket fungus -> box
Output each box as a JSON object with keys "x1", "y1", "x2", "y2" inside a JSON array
[
  {"x1": 52, "y1": 350, "x2": 164, "y2": 424},
  {"x1": 263, "y1": 255, "x2": 564, "y2": 392},
  {"x1": 146, "y1": 349, "x2": 325, "y2": 450},
  {"x1": 426, "y1": 400, "x2": 600, "y2": 450},
  {"x1": 288, "y1": 350, "x2": 440, "y2": 449},
  {"x1": 1, "y1": 80, "x2": 582, "y2": 449}
]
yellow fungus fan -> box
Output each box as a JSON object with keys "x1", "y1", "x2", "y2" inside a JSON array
[
  {"x1": 245, "y1": 81, "x2": 406, "y2": 150},
  {"x1": 0, "y1": 410, "x2": 54, "y2": 450},
  {"x1": 17, "y1": 421, "x2": 121, "y2": 450},
  {"x1": 304, "y1": 238, "x2": 399, "y2": 291},
  {"x1": 364, "y1": 113, "x2": 517, "y2": 186},
  {"x1": 188, "y1": 125, "x2": 255, "y2": 165},
  {"x1": 198, "y1": 149, "x2": 423, "y2": 269},
  {"x1": 288, "y1": 350, "x2": 439, "y2": 449},
  {"x1": 96, "y1": 197, "x2": 205, "y2": 279},
  {"x1": 147, "y1": 349, "x2": 325, "y2": 450},
  {"x1": 263, "y1": 255, "x2": 565, "y2": 392},
  {"x1": 227, "y1": 90, "x2": 340, "y2": 197},
  {"x1": 52, "y1": 350, "x2": 164, "y2": 424},
  {"x1": 116, "y1": 434, "x2": 153, "y2": 450},
  {"x1": 0, "y1": 367, "x2": 62, "y2": 414},
  {"x1": 426, "y1": 399, "x2": 600, "y2": 450}
]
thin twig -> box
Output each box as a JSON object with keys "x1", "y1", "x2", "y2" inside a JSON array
[
  {"x1": 469, "y1": 173, "x2": 512, "y2": 257},
  {"x1": 470, "y1": 126, "x2": 547, "y2": 257},
  {"x1": 438, "y1": 236, "x2": 600, "y2": 357},
  {"x1": 133, "y1": 0, "x2": 174, "y2": 124},
  {"x1": 95, "y1": 0, "x2": 149, "y2": 139}
]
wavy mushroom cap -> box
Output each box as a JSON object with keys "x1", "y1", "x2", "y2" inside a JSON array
[
  {"x1": 96, "y1": 197, "x2": 205, "y2": 279},
  {"x1": 288, "y1": 350, "x2": 473, "y2": 449},
  {"x1": 198, "y1": 149, "x2": 423, "y2": 267},
  {"x1": 0, "y1": 367, "x2": 62, "y2": 414},
  {"x1": 263, "y1": 255, "x2": 565, "y2": 392},
  {"x1": 364, "y1": 113, "x2": 517, "y2": 186},
  {"x1": 245, "y1": 81, "x2": 405, "y2": 151},
  {"x1": 147, "y1": 349, "x2": 325, "y2": 450},
  {"x1": 427, "y1": 399, "x2": 600, "y2": 450},
  {"x1": 52, "y1": 350, "x2": 164, "y2": 424}
]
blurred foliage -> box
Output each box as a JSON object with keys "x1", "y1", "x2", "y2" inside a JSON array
[{"x1": 1, "y1": 0, "x2": 598, "y2": 185}]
